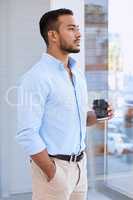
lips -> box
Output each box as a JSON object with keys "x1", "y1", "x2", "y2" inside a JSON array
[{"x1": 75, "y1": 40, "x2": 80, "y2": 45}]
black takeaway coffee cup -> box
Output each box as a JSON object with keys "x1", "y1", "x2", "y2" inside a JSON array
[{"x1": 93, "y1": 99, "x2": 108, "y2": 120}]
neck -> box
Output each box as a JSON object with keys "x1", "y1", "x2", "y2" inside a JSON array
[{"x1": 47, "y1": 47, "x2": 69, "y2": 69}]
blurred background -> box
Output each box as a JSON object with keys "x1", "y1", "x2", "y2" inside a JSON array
[
  {"x1": 0, "y1": 0, "x2": 133, "y2": 199},
  {"x1": 85, "y1": 0, "x2": 133, "y2": 199}
]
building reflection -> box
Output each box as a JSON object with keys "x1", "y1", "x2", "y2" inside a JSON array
[{"x1": 85, "y1": 0, "x2": 133, "y2": 198}]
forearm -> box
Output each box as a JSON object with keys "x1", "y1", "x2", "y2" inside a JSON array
[
  {"x1": 86, "y1": 110, "x2": 97, "y2": 126},
  {"x1": 31, "y1": 149, "x2": 55, "y2": 180}
]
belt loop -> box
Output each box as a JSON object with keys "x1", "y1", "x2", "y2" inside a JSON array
[
  {"x1": 69, "y1": 153, "x2": 74, "y2": 163},
  {"x1": 74, "y1": 155, "x2": 77, "y2": 162}
]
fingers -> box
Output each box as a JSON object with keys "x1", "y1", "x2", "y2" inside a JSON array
[{"x1": 107, "y1": 104, "x2": 114, "y2": 119}]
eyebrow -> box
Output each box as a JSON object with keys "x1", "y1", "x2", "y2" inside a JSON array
[{"x1": 67, "y1": 24, "x2": 79, "y2": 28}]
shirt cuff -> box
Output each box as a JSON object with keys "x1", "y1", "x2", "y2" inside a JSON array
[{"x1": 15, "y1": 129, "x2": 46, "y2": 156}]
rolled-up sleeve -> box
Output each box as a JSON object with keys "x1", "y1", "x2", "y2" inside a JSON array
[{"x1": 16, "y1": 75, "x2": 49, "y2": 155}]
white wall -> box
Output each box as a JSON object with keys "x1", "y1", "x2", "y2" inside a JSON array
[
  {"x1": 0, "y1": 0, "x2": 11, "y2": 197},
  {"x1": 0, "y1": 0, "x2": 50, "y2": 197}
]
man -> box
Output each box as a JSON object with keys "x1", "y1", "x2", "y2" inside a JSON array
[{"x1": 16, "y1": 8, "x2": 113, "y2": 200}]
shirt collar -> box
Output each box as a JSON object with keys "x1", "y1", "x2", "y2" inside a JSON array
[{"x1": 42, "y1": 53, "x2": 77, "y2": 71}]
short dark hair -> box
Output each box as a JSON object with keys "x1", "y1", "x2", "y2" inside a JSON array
[{"x1": 39, "y1": 8, "x2": 73, "y2": 46}]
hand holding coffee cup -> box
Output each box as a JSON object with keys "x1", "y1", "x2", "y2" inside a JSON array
[{"x1": 93, "y1": 99, "x2": 109, "y2": 120}]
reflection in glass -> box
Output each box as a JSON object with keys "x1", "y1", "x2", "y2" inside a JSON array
[
  {"x1": 108, "y1": 0, "x2": 133, "y2": 197},
  {"x1": 85, "y1": 0, "x2": 133, "y2": 198},
  {"x1": 85, "y1": 0, "x2": 108, "y2": 191}
]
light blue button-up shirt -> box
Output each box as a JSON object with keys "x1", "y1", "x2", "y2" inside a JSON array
[{"x1": 16, "y1": 53, "x2": 88, "y2": 156}]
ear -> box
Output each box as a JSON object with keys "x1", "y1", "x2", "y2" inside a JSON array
[{"x1": 48, "y1": 30, "x2": 57, "y2": 43}]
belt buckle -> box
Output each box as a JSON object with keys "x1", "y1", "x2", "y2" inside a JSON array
[
  {"x1": 74, "y1": 154, "x2": 78, "y2": 162},
  {"x1": 69, "y1": 153, "x2": 78, "y2": 162},
  {"x1": 69, "y1": 153, "x2": 74, "y2": 162}
]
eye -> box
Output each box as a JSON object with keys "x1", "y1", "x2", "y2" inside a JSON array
[
  {"x1": 68, "y1": 26, "x2": 80, "y2": 32},
  {"x1": 68, "y1": 27, "x2": 75, "y2": 31}
]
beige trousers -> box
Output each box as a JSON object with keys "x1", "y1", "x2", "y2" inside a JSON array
[{"x1": 31, "y1": 152, "x2": 88, "y2": 200}]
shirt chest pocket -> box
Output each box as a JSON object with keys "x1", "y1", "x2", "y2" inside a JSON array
[{"x1": 51, "y1": 85, "x2": 76, "y2": 111}]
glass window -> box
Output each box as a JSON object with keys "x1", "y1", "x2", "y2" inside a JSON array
[
  {"x1": 85, "y1": 0, "x2": 108, "y2": 191},
  {"x1": 107, "y1": 0, "x2": 133, "y2": 197},
  {"x1": 85, "y1": 0, "x2": 133, "y2": 199}
]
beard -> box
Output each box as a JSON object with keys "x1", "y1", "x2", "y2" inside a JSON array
[
  {"x1": 59, "y1": 38, "x2": 80, "y2": 53},
  {"x1": 62, "y1": 47, "x2": 80, "y2": 53}
]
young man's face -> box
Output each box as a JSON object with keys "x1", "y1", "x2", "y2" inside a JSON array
[{"x1": 56, "y1": 15, "x2": 81, "y2": 53}]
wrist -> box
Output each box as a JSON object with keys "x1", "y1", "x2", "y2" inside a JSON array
[{"x1": 45, "y1": 160, "x2": 56, "y2": 181}]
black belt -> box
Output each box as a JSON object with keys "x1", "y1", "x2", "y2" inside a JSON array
[{"x1": 49, "y1": 151, "x2": 84, "y2": 162}]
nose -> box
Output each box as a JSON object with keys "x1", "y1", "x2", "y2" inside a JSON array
[{"x1": 76, "y1": 30, "x2": 81, "y2": 38}]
